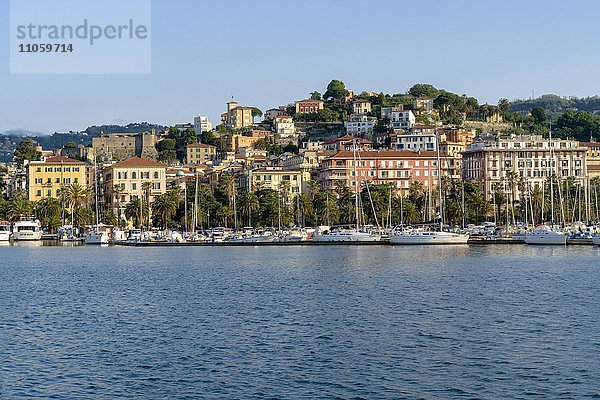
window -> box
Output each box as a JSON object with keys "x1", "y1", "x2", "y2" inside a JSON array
[
  {"x1": 153, "y1": 182, "x2": 161, "y2": 190},
  {"x1": 55, "y1": 167, "x2": 61, "y2": 172},
  {"x1": 64, "y1": 167, "x2": 71, "y2": 172},
  {"x1": 132, "y1": 183, "x2": 137, "y2": 190},
  {"x1": 35, "y1": 178, "x2": 42, "y2": 184},
  {"x1": 154, "y1": 172, "x2": 159, "y2": 179},
  {"x1": 55, "y1": 178, "x2": 60, "y2": 183},
  {"x1": 74, "y1": 178, "x2": 78, "y2": 183},
  {"x1": 64, "y1": 178, "x2": 71, "y2": 184},
  {"x1": 36, "y1": 167, "x2": 41, "y2": 172},
  {"x1": 132, "y1": 172, "x2": 137, "y2": 179},
  {"x1": 36, "y1": 190, "x2": 42, "y2": 196},
  {"x1": 73, "y1": 167, "x2": 79, "y2": 172}
]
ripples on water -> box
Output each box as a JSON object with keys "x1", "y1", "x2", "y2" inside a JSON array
[{"x1": 0, "y1": 244, "x2": 599, "y2": 399}]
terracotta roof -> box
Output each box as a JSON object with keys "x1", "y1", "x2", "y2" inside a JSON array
[
  {"x1": 295, "y1": 99, "x2": 324, "y2": 104},
  {"x1": 579, "y1": 142, "x2": 600, "y2": 147},
  {"x1": 109, "y1": 157, "x2": 166, "y2": 168},
  {"x1": 324, "y1": 134, "x2": 373, "y2": 145},
  {"x1": 326, "y1": 150, "x2": 441, "y2": 159},
  {"x1": 187, "y1": 143, "x2": 216, "y2": 148},
  {"x1": 275, "y1": 115, "x2": 292, "y2": 119},
  {"x1": 43, "y1": 155, "x2": 85, "y2": 164}
]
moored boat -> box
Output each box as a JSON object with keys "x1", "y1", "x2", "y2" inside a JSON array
[
  {"x1": 0, "y1": 221, "x2": 11, "y2": 241},
  {"x1": 524, "y1": 226, "x2": 567, "y2": 245},
  {"x1": 390, "y1": 228, "x2": 469, "y2": 245},
  {"x1": 313, "y1": 226, "x2": 382, "y2": 242},
  {"x1": 12, "y1": 217, "x2": 42, "y2": 241}
]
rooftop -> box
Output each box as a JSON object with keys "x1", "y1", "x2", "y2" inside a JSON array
[
  {"x1": 36, "y1": 155, "x2": 85, "y2": 164},
  {"x1": 109, "y1": 157, "x2": 166, "y2": 168}
]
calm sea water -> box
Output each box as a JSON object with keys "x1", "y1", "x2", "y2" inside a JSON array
[{"x1": 0, "y1": 243, "x2": 599, "y2": 399}]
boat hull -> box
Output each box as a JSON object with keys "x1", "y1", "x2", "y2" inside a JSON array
[
  {"x1": 12, "y1": 231, "x2": 42, "y2": 241},
  {"x1": 524, "y1": 233, "x2": 567, "y2": 245},
  {"x1": 85, "y1": 234, "x2": 110, "y2": 245},
  {"x1": 390, "y1": 233, "x2": 469, "y2": 245}
]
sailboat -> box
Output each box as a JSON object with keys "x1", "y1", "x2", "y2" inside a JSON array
[
  {"x1": 313, "y1": 141, "x2": 381, "y2": 243},
  {"x1": 391, "y1": 132, "x2": 469, "y2": 245},
  {"x1": 85, "y1": 162, "x2": 110, "y2": 245},
  {"x1": 525, "y1": 127, "x2": 567, "y2": 245}
]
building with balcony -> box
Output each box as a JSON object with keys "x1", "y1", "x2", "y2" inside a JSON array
[
  {"x1": 102, "y1": 157, "x2": 167, "y2": 224},
  {"x1": 317, "y1": 150, "x2": 460, "y2": 196},
  {"x1": 462, "y1": 134, "x2": 587, "y2": 200}
]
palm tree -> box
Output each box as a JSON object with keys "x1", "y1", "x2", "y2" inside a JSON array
[
  {"x1": 73, "y1": 207, "x2": 93, "y2": 227},
  {"x1": 142, "y1": 181, "x2": 153, "y2": 228},
  {"x1": 7, "y1": 196, "x2": 34, "y2": 221},
  {"x1": 35, "y1": 198, "x2": 61, "y2": 232},
  {"x1": 151, "y1": 193, "x2": 178, "y2": 228},
  {"x1": 125, "y1": 198, "x2": 143, "y2": 228},
  {"x1": 239, "y1": 191, "x2": 260, "y2": 226},
  {"x1": 101, "y1": 209, "x2": 118, "y2": 226},
  {"x1": 64, "y1": 183, "x2": 89, "y2": 228},
  {"x1": 112, "y1": 183, "x2": 126, "y2": 224}
]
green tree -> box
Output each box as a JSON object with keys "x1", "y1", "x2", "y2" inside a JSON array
[
  {"x1": 35, "y1": 198, "x2": 62, "y2": 232},
  {"x1": 101, "y1": 209, "x2": 118, "y2": 226},
  {"x1": 323, "y1": 79, "x2": 349, "y2": 103},
  {"x1": 152, "y1": 193, "x2": 178, "y2": 228},
  {"x1": 14, "y1": 139, "x2": 41, "y2": 165},
  {"x1": 125, "y1": 198, "x2": 143, "y2": 228},
  {"x1": 408, "y1": 83, "x2": 438, "y2": 98},
  {"x1": 310, "y1": 91, "x2": 322, "y2": 101}
]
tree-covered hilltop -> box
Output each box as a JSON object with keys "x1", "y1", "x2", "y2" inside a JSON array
[
  {"x1": 508, "y1": 94, "x2": 600, "y2": 118},
  {"x1": 83, "y1": 122, "x2": 167, "y2": 137}
]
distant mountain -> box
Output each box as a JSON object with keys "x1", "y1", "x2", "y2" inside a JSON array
[
  {"x1": 2, "y1": 129, "x2": 47, "y2": 137},
  {"x1": 509, "y1": 94, "x2": 600, "y2": 118}
]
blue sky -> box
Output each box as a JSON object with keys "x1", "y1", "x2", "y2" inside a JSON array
[{"x1": 1, "y1": 0, "x2": 599, "y2": 134}]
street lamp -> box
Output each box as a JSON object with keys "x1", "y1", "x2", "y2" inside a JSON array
[{"x1": 176, "y1": 170, "x2": 187, "y2": 232}]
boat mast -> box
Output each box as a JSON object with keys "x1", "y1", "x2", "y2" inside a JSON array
[
  {"x1": 352, "y1": 140, "x2": 360, "y2": 231},
  {"x1": 93, "y1": 162, "x2": 100, "y2": 227},
  {"x1": 435, "y1": 131, "x2": 444, "y2": 230},
  {"x1": 549, "y1": 127, "x2": 555, "y2": 226}
]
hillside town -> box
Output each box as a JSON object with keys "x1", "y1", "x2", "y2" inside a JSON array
[{"x1": 1, "y1": 81, "x2": 600, "y2": 244}]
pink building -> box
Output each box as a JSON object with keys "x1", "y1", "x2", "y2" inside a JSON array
[{"x1": 317, "y1": 150, "x2": 460, "y2": 195}]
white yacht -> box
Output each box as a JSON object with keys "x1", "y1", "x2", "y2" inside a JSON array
[
  {"x1": 313, "y1": 226, "x2": 382, "y2": 242},
  {"x1": 524, "y1": 226, "x2": 567, "y2": 245},
  {"x1": 12, "y1": 218, "x2": 42, "y2": 241},
  {"x1": 0, "y1": 221, "x2": 11, "y2": 241},
  {"x1": 85, "y1": 228, "x2": 110, "y2": 245},
  {"x1": 390, "y1": 229, "x2": 469, "y2": 245}
]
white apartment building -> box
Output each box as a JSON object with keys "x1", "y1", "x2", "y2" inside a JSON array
[
  {"x1": 462, "y1": 134, "x2": 587, "y2": 200},
  {"x1": 193, "y1": 116, "x2": 213, "y2": 135},
  {"x1": 382, "y1": 107, "x2": 415, "y2": 130},
  {"x1": 344, "y1": 114, "x2": 375, "y2": 135}
]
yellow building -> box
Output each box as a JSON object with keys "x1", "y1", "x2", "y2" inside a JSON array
[
  {"x1": 244, "y1": 168, "x2": 308, "y2": 200},
  {"x1": 27, "y1": 156, "x2": 87, "y2": 201},
  {"x1": 102, "y1": 157, "x2": 167, "y2": 222},
  {"x1": 221, "y1": 101, "x2": 254, "y2": 129},
  {"x1": 227, "y1": 134, "x2": 261, "y2": 153},
  {"x1": 186, "y1": 143, "x2": 216, "y2": 164}
]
